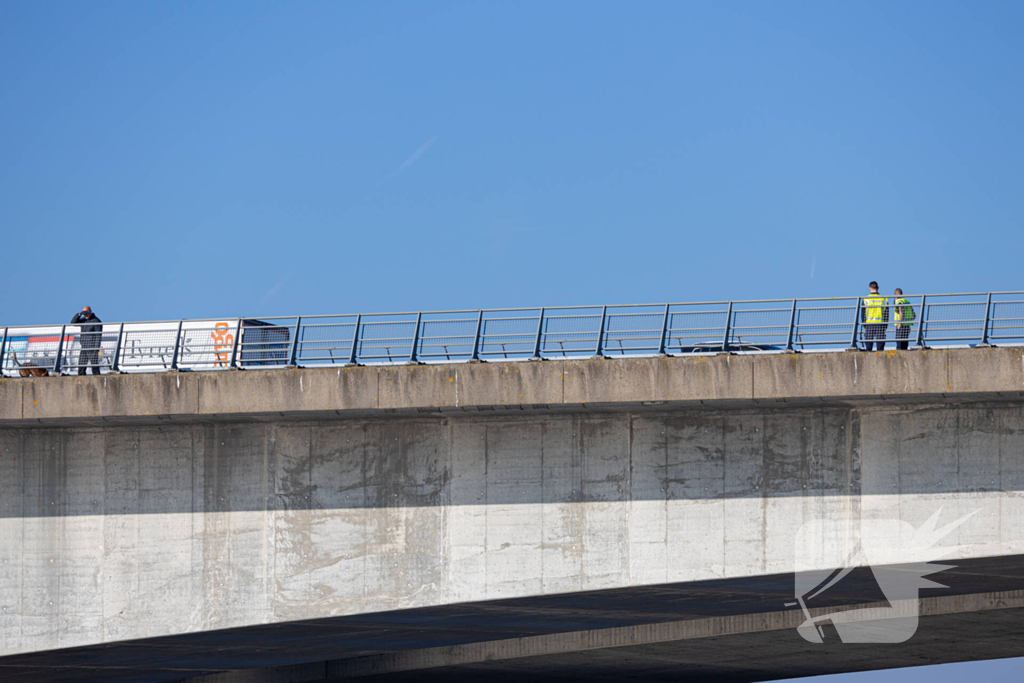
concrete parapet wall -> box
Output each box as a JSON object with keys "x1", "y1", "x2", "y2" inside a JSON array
[{"x1": 1, "y1": 347, "x2": 1023, "y2": 425}]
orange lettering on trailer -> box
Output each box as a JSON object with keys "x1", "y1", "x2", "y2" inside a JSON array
[{"x1": 211, "y1": 323, "x2": 234, "y2": 367}]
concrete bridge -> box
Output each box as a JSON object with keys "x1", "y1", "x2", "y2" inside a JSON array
[{"x1": 2, "y1": 348, "x2": 1024, "y2": 681}]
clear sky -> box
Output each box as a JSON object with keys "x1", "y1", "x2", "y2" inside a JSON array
[
  {"x1": 3, "y1": 1, "x2": 1024, "y2": 327},
  {"x1": 780, "y1": 656, "x2": 1024, "y2": 682},
  {"x1": 1, "y1": 4, "x2": 1023, "y2": 678}
]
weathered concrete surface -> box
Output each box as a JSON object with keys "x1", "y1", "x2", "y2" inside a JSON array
[
  {"x1": 949, "y1": 346, "x2": 1024, "y2": 392},
  {"x1": 563, "y1": 355, "x2": 754, "y2": 404},
  {"x1": 2, "y1": 347, "x2": 1023, "y2": 425},
  {"x1": 21, "y1": 372, "x2": 200, "y2": 421},
  {"x1": 752, "y1": 348, "x2": 950, "y2": 398},
  {"x1": 197, "y1": 365, "x2": 378, "y2": 414},
  {"x1": 0, "y1": 379, "x2": 21, "y2": 421},
  {"x1": 378, "y1": 362, "x2": 564, "y2": 410},
  {"x1": 3, "y1": 402, "x2": 1024, "y2": 656}
]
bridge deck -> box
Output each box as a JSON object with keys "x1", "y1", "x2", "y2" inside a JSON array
[{"x1": 2, "y1": 346, "x2": 1023, "y2": 427}]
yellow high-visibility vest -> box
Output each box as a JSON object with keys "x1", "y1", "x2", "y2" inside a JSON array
[
  {"x1": 863, "y1": 294, "x2": 888, "y2": 322},
  {"x1": 894, "y1": 297, "x2": 915, "y2": 322}
]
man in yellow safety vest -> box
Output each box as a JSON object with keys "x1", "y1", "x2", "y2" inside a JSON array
[
  {"x1": 893, "y1": 288, "x2": 916, "y2": 350},
  {"x1": 861, "y1": 281, "x2": 889, "y2": 351}
]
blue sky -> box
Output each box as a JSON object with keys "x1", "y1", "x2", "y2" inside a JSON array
[
  {"x1": 779, "y1": 657, "x2": 1024, "y2": 682},
  {"x1": 1, "y1": 4, "x2": 1023, "y2": 678},
  {"x1": 3, "y1": 1, "x2": 1024, "y2": 327}
]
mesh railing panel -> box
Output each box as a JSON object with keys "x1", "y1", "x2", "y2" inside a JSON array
[
  {"x1": 540, "y1": 311, "x2": 602, "y2": 357},
  {"x1": 729, "y1": 307, "x2": 790, "y2": 347},
  {"x1": 357, "y1": 320, "x2": 418, "y2": 362},
  {"x1": 284, "y1": 317, "x2": 360, "y2": 366},
  {"x1": 295, "y1": 319, "x2": 357, "y2": 364},
  {"x1": 238, "y1": 322, "x2": 292, "y2": 367},
  {"x1": 988, "y1": 300, "x2": 1024, "y2": 343},
  {"x1": 418, "y1": 317, "x2": 479, "y2": 360},
  {"x1": 793, "y1": 304, "x2": 858, "y2": 348},
  {"x1": 665, "y1": 309, "x2": 729, "y2": 352},
  {"x1": 921, "y1": 302, "x2": 988, "y2": 344},
  {"x1": 180, "y1": 322, "x2": 238, "y2": 369},
  {"x1": 62, "y1": 330, "x2": 121, "y2": 372},
  {"x1": 478, "y1": 314, "x2": 541, "y2": 359},
  {"x1": 603, "y1": 310, "x2": 664, "y2": 355},
  {"x1": 119, "y1": 326, "x2": 181, "y2": 371},
  {"x1": 0, "y1": 328, "x2": 66, "y2": 374}
]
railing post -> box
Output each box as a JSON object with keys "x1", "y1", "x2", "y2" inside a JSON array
[
  {"x1": 657, "y1": 304, "x2": 670, "y2": 355},
  {"x1": 228, "y1": 319, "x2": 242, "y2": 369},
  {"x1": 288, "y1": 317, "x2": 302, "y2": 367},
  {"x1": 594, "y1": 306, "x2": 607, "y2": 358},
  {"x1": 721, "y1": 302, "x2": 733, "y2": 352},
  {"x1": 786, "y1": 299, "x2": 798, "y2": 351},
  {"x1": 0, "y1": 327, "x2": 7, "y2": 377},
  {"x1": 850, "y1": 298, "x2": 862, "y2": 349},
  {"x1": 980, "y1": 292, "x2": 993, "y2": 345},
  {"x1": 348, "y1": 314, "x2": 361, "y2": 365},
  {"x1": 470, "y1": 310, "x2": 483, "y2": 361},
  {"x1": 531, "y1": 308, "x2": 545, "y2": 360},
  {"x1": 915, "y1": 295, "x2": 927, "y2": 348},
  {"x1": 111, "y1": 322, "x2": 124, "y2": 372},
  {"x1": 409, "y1": 312, "x2": 422, "y2": 363},
  {"x1": 54, "y1": 325, "x2": 68, "y2": 375},
  {"x1": 169, "y1": 320, "x2": 183, "y2": 370}
]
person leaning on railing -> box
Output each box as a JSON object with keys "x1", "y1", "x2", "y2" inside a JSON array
[
  {"x1": 893, "y1": 288, "x2": 915, "y2": 350},
  {"x1": 861, "y1": 281, "x2": 889, "y2": 351}
]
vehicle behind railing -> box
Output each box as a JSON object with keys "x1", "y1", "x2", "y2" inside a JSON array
[{"x1": 2, "y1": 292, "x2": 1023, "y2": 376}]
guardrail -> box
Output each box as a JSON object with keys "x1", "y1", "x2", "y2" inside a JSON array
[{"x1": 2, "y1": 292, "x2": 1023, "y2": 376}]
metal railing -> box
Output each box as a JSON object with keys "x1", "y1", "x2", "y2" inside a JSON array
[{"x1": 2, "y1": 292, "x2": 1023, "y2": 376}]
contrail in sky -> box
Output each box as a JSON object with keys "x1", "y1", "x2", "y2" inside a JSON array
[
  {"x1": 257, "y1": 273, "x2": 291, "y2": 311},
  {"x1": 390, "y1": 136, "x2": 438, "y2": 177}
]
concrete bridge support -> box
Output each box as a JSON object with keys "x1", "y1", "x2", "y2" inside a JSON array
[
  {"x1": 2, "y1": 404, "x2": 1024, "y2": 655},
  {"x1": 1, "y1": 347, "x2": 1024, "y2": 673}
]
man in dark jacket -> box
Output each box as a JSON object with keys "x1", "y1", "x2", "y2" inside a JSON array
[{"x1": 71, "y1": 306, "x2": 103, "y2": 375}]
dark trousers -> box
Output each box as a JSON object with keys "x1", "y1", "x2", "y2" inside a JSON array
[
  {"x1": 79, "y1": 348, "x2": 100, "y2": 375},
  {"x1": 863, "y1": 323, "x2": 886, "y2": 351},
  {"x1": 896, "y1": 325, "x2": 911, "y2": 350}
]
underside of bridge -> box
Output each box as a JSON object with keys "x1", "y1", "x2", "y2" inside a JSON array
[{"x1": 1, "y1": 553, "x2": 1023, "y2": 682}]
